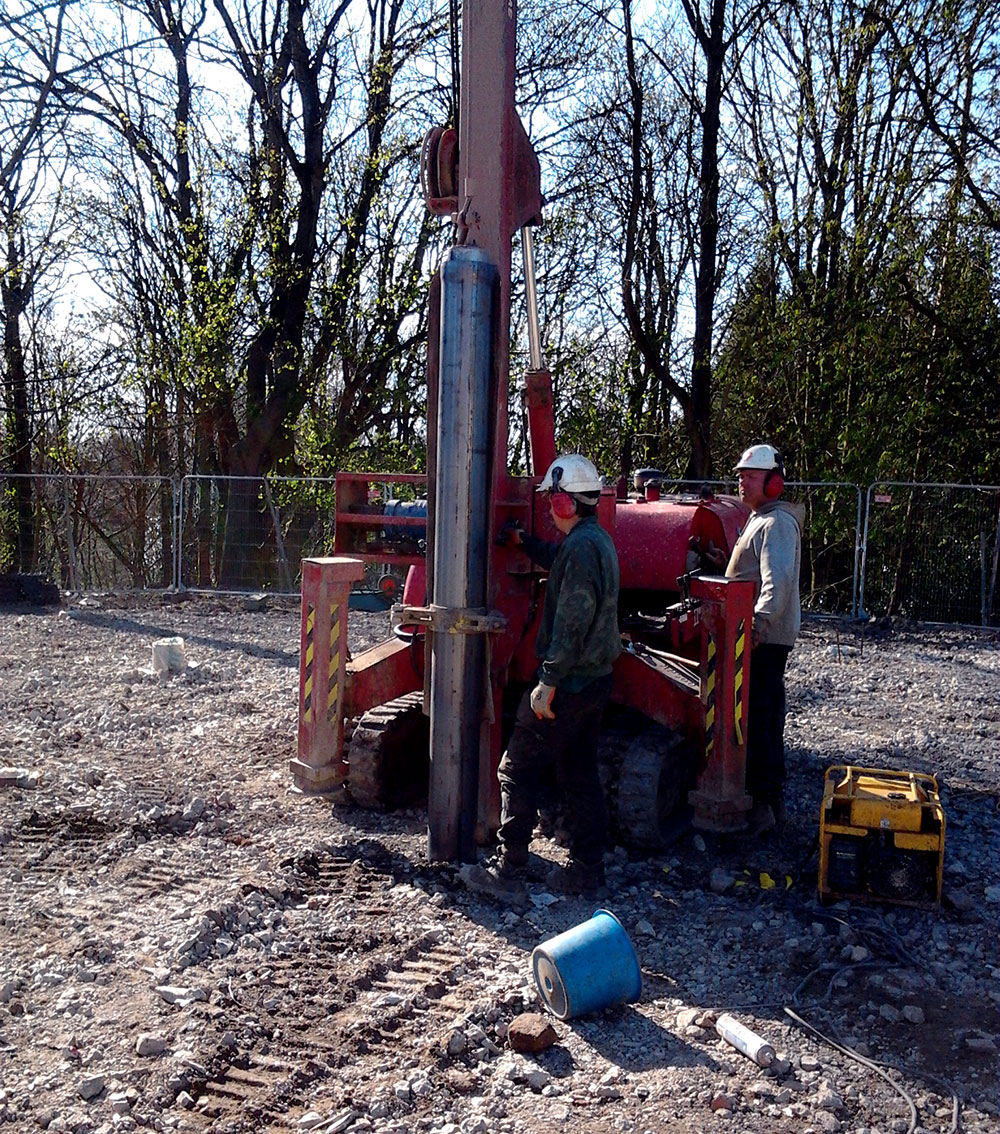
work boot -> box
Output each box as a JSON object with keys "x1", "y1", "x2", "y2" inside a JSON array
[
  {"x1": 535, "y1": 808, "x2": 571, "y2": 848},
  {"x1": 546, "y1": 859, "x2": 606, "y2": 896},
  {"x1": 745, "y1": 802, "x2": 776, "y2": 838},
  {"x1": 534, "y1": 810, "x2": 555, "y2": 839},
  {"x1": 462, "y1": 849, "x2": 529, "y2": 905}
]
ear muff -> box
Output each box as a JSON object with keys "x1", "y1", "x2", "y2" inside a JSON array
[
  {"x1": 551, "y1": 492, "x2": 577, "y2": 519},
  {"x1": 763, "y1": 471, "x2": 784, "y2": 498},
  {"x1": 763, "y1": 454, "x2": 785, "y2": 498}
]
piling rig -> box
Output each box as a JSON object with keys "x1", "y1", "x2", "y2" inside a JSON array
[{"x1": 295, "y1": 0, "x2": 757, "y2": 861}]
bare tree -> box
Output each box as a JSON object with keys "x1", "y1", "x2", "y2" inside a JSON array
[
  {"x1": 883, "y1": 0, "x2": 1000, "y2": 231},
  {"x1": 620, "y1": 0, "x2": 697, "y2": 476},
  {"x1": 206, "y1": 0, "x2": 443, "y2": 582},
  {"x1": 564, "y1": 0, "x2": 767, "y2": 480},
  {"x1": 49, "y1": 0, "x2": 445, "y2": 585},
  {"x1": 0, "y1": 0, "x2": 73, "y2": 572}
]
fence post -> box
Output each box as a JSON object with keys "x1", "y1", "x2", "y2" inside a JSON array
[
  {"x1": 857, "y1": 484, "x2": 875, "y2": 621},
  {"x1": 263, "y1": 477, "x2": 293, "y2": 593},
  {"x1": 852, "y1": 486, "x2": 862, "y2": 620},
  {"x1": 62, "y1": 476, "x2": 79, "y2": 593},
  {"x1": 172, "y1": 478, "x2": 181, "y2": 590},
  {"x1": 984, "y1": 503, "x2": 993, "y2": 625}
]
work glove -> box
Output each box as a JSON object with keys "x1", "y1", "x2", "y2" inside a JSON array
[
  {"x1": 529, "y1": 681, "x2": 556, "y2": 720},
  {"x1": 495, "y1": 518, "x2": 525, "y2": 547},
  {"x1": 701, "y1": 539, "x2": 727, "y2": 571}
]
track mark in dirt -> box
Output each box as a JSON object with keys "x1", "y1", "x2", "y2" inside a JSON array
[
  {"x1": 5, "y1": 807, "x2": 116, "y2": 886},
  {"x1": 120, "y1": 860, "x2": 207, "y2": 898},
  {"x1": 175, "y1": 847, "x2": 469, "y2": 1131}
]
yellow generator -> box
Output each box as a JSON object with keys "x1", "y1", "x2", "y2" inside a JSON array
[{"x1": 818, "y1": 766, "x2": 945, "y2": 906}]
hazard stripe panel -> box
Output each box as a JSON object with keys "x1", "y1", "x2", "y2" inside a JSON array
[
  {"x1": 327, "y1": 605, "x2": 340, "y2": 723},
  {"x1": 304, "y1": 603, "x2": 315, "y2": 720}
]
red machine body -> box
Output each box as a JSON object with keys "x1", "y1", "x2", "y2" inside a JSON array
[
  {"x1": 296, "y1": 0, "x2": 758, "y2": 853},
  {"x1": 615, "y1": 495, "x2": 746, "y2": 594},
  {"x1": 327, "y1": 467, "x2": 755, "y2": 839}
]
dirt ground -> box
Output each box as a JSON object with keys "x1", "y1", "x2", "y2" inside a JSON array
[{"x1": 0, "y1": 595, "x2": 998, "y2": 1134}]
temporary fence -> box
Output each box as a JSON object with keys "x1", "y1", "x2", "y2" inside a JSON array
[
  {"x1": 859, "y1": 482, "x2": 1000, "y2": 626},
  {"x1": 177, "y1": 475, "x2": 337, "y2": 594},
  {"x1": 0, "y1": 473, "x2": 175, "y2": 591},
  {"x1": 1, "y1": 471, "x2": 997, "y2": 627}
]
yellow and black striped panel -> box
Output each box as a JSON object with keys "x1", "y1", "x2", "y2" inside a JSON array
[
  {"x1": 734, "y1": 618, "x2": 746, "y2": 746},
  {"x1": 327, "y1": 603, "x2": 340, "y2": 724},
  {"x1": 303, "y1": 603, "x2": 315, "y2": 721},
  {"x1": 704, "y1": 634, "x2": 716, "y2": 763}
]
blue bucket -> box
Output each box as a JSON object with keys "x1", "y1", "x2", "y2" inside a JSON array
[{"x1": 531, "y1": 909, "x2": 642, "y2": 1020}]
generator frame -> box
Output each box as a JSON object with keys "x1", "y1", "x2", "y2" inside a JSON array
[{"x1": 818, "y1": 764, "x2": 945, "y2": 906}]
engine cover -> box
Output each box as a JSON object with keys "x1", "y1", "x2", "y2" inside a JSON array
[{"x1": 818, "y1": 765, "x2": 945, "y2": 906}]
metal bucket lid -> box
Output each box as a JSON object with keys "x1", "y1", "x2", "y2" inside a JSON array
[{"x1": 531, "y1": 948, "x2": 569, "y2": 1019}]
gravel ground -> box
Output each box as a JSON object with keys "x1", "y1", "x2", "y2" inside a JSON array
[{"x1": 0, "y1": 594, "x2": 998, "y2": 1134}]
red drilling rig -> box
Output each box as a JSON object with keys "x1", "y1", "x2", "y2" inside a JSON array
[{"x1": 292, "y1": 0, "x2": 756, "y2": 862}]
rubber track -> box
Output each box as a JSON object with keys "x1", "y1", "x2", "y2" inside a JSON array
[
  {"x1": 347, "y1": 691, "x2": 427, "y2": 809},
  {"x1": 613, "y1": 727, "x2": 696, "y2": 849}
]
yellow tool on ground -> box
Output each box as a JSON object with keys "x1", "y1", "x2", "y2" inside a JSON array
[{"x1": 818, "y1": 765, "x2": 945, "y2": 906}]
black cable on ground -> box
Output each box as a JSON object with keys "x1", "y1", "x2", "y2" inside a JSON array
[
  {"x1": 784, "y1": 904, "x2": 962, "y2": 1134},
  {"x1": 784, "y1": 1006, "x2": 919, "y2": 1134}
]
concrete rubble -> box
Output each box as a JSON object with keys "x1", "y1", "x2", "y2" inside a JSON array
[{"x1": 0, "y1": 597, "x2": 997, "y2": 1132}]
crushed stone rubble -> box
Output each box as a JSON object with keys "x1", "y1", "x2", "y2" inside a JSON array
[{"x1": 0, "y1": 595, "x2": 997, "y2": 1133}]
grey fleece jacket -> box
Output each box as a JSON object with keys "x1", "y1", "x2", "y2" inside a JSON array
[{"x1": 725, "y1": 499, "x2": 804, "y2": 647}]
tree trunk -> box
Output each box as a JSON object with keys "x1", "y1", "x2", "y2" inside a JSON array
[
  {"x1": 1, "y1": 244, "x2": 34, "y2": 573},
  {"x1": 686, "y1": 0, "x2": 726, "y2": 480}
]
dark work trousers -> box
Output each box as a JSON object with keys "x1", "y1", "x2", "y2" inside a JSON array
[
  {"x1": 497, "y1": 674, "x2": 613, "y2": 868},
  {"x1": 746, "y1": 643, "x2": 791, "y2": 806}
]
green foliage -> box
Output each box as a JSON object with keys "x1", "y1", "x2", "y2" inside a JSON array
[{"x1": 716, "y1": 204, "x2": 1000, "y2": 484}]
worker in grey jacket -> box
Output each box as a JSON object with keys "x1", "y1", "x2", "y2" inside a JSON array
[{"x1": 723, "y1": 444, "x2": 803, "y2": 836}]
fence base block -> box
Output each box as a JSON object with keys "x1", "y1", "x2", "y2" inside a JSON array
[{"x1": 288, "y1": 756, "x2": 347, "y2": 794}]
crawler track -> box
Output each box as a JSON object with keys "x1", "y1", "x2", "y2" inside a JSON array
[{"x1": 347, "y1": 691, "x2": 429, "y2": 809}]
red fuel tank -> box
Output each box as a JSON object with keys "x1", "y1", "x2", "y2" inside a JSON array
[{"x1": 613, "y1": 494, "x2": 748, "y2": 593}]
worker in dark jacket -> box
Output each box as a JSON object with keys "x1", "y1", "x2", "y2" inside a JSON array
[{"x1": 467, "y1": 454, "x2": 620, "y2": 900}]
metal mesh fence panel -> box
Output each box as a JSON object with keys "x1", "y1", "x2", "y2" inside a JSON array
[
  {"x1": 9, "y1": 469, "x2": 997, "y2": 627},
  {"x1": 179, "y1": 475, "x2": 339, "y2": 594},
  {"x1": 0, "y1": 474, "x2": 175, "y2": 590},
  {"x1": 792, "y1": 483, "x2": 862, "y2": 617},
  {"x1": 860, "y1": 482, "x2": 1000, "y2": 626}
]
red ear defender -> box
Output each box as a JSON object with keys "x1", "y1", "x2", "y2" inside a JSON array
[
  {"x1": 763, "y1": 454, "x2": 785, "y2": 498},
  {"x1": 551, "y1": 492, "x2": 577, "y2": 519}
]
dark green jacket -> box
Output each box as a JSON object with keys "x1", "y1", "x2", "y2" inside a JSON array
[{"x1": 522, "y1": 516, "x2": 621, "y2": 692}]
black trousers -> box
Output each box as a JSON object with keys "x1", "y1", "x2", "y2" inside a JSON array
[
  {"x1": 746, "y1": 643, "x2": 791, "y2": 806},
  {"x1": 497, "y1": 674, "x2": 613, "y2": 868}
]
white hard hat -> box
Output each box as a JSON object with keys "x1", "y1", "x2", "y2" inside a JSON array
[
  {"x1": 537, "y1": 454, "x2": 603, "y2": 497},
  {"x1": 734, "y1": 444, "x2": 782, "y2": 472}
]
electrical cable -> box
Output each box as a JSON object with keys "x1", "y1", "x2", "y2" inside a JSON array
[
  {"x1": 780, "y1": 902, "x2": 961, "y2": 1132},
  {"x1": 449, "y1": 0, "x2": 460, "y2": 128},
  {"x1": 785, "y1": 930, "x2": 962, "y2": 1134},
  {"x1": 783, "y1": 1006, "x2": 919, "y2": 1134}
]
